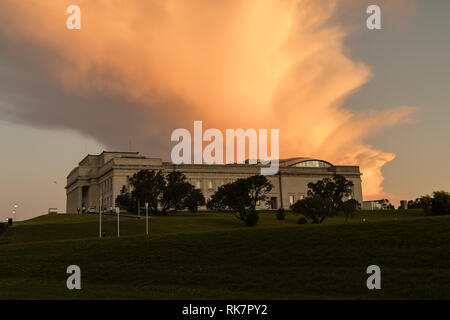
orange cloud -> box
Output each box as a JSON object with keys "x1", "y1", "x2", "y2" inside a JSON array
[{"x1": 0, "y1": 0, "x2": 417, "y2": 200}]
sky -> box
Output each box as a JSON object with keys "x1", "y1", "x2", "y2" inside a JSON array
[{"x1": 0, "y1": 0, "x2": 449, "y2": 220}]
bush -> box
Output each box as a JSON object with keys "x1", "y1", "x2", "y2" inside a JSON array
[
  {"x1": 429, "y1": 191, "x2": 450, "y2": 216},
  {"x1": 207, "y1": 175, "x2": 272, "y2": 226},
  {"x1": 342, "y1": 198, "x2": 360, "y2": 222},
  {"x1": 245, "y1": 210, "x2": 259, "y2": 227},
  {"x1": 276, "y1": 208, "x2": 285, "y2": 221},
  {"x1": 291, "y1": 196, "x2": 335, "y2": 223},
  {"x1": 297, "y1": 217, "x2": 308, "y2": 224}
]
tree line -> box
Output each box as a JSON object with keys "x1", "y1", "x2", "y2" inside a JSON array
[
  {"x1": 406, "y1": 192, "x2": 450, "y2": 216},
  {"x1": 115, "y1": 170, "x2": 205, "y2": 215},
  {"x1": 115, "y1": 169, "x2": 362, "y2": 226}
]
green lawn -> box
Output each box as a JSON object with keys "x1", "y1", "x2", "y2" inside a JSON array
[{"x1": 0, "y1": 210, "x2": 449, "y2": 299}]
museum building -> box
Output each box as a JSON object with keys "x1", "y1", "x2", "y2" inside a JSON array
[{"x1": 66, "y1": 151, "x2": 363, "y2": 213}]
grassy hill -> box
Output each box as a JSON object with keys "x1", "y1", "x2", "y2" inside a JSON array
[{"x1": 0, "y1": 210, "x2": 449, "y2": 299}]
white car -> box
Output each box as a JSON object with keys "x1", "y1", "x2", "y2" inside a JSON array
[{"x1": 87, "y1": 207, "x2": 96, "y2": 214}]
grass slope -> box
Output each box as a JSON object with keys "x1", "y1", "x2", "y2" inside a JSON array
[{"x1": 0, "y1": 211, "x2": 449, "y2": 299}]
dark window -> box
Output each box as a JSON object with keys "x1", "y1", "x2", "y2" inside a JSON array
[{"x1": 270, "y1": 197, "x2": 278, "y2": 209}]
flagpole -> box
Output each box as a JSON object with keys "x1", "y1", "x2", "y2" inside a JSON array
[
  {"x1": 99, "y1": 188, "x2": 102, "y2": 238},
  {"x1": 117, "y1": 207, "x2": 120, "y2": 237},
  {"x1": 145, "y1": 202, "x2": 149, "y2": 236}
]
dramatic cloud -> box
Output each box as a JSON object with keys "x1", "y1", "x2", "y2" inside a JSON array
[{"x1": 0, "y1": 0, "x2": 417, "y2": 199}]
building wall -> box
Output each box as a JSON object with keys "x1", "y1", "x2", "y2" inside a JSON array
[
  {"x1": 362, "y1": 201, "x2": 383, "y2": 210},
  {"x1": 66, "y1": 152, "x2": 363, "y2": 213},
  {"x1": 66, "y1": 186, "x2": 80, "y2": 213}
]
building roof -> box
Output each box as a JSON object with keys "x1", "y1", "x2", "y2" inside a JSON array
[{"x1": 278, "y1": 157, "x2": 334, "y2": 167}]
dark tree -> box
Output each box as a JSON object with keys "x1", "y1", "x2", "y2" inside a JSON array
[
  {"x1": 129, "y1": 169, "x2": 166, "y2": 214},
  {"x1": 429, "y1": 191, "x2": 450, "y2": 216},
  {"x1": 183, "y1": 188, "x2": 205, "y2": 213},
  {"x1": 207, "y1": 175, "x2": 272, "y2": 226},
  {"x1": 307, "y1": 174, "x2": 354, "y2": 211},
  {"x1": 342, "y1": 198, "x2": 361, "y2": 222},
  {"x1": 115, "y1": 169, "x2": 205, "y2": 214},
  {"x1": 408, "y1": 196, "x2": 433, "y2": 210},
  {"x1": 115, "y1": 185, "x2": 135, "y2": 212},
  {"x1": 160, "y1": 171, "x2": 194, "y2": 213},
  {"x1": 246, "y1": 175, "x2": 274, "y2": 210},
  {"x1": 291, "y1": 196, "x2": 335, "y2": 223}
]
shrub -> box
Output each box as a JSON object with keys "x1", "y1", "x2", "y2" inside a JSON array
[
  {"x1": 291, "y1": 196, "x2": 335, "y2": 223},
  {"x1": 276, "y1": 208, "x2": 285, "y2": 221},
  {"x1": 342, "y1": 198, "x2": 361, "y2": 222},
  {"x1": 245, "y1": 210, "x2": 259, "y2": 226},
  {"x1": 297, "y1": 217, "x2": 308, "y2": 224}
]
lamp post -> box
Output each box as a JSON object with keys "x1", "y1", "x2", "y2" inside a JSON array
[
  {"x1": 13, "y1": 204, "x2": 18, "y2": 222},
  {"x1": 116, "y1": 207, "x2": 120, "y2": 238},
  {"x1": 99, "y1": 189, "x2": 102, "y2": 238},
  {"x1": 145, "y1": 202, "x2": 149, "y2": 236}
]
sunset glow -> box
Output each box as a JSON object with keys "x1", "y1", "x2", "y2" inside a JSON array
[{"x1": 0, "y1": 0, "x2": 419, "y2": 201}]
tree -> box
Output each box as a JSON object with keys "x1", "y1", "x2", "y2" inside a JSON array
[
  {"x1": 307, "y1": 175, "x2": 354, "y2": 211},
  {"x1": 407, "y1": 198, "x2": 422, "y2": 209},
  {"x1": 429, "y1": 191, "x2": 450, "y2": 216},
  {"x1": 291, "y1": 195, "x2": 335, "y2": 223},
  {"x1": 115, "y1": 185, "x2": 135, "y2": 212},
  {"x1": 116, "y1": 169, "x2": 205, "y2": 215},
  {"x1": 342, "y1": 198, "x2": 361, "y2": 222},
  {"x1": 129, "y1": 169, "x2": 166, "y2": 214},
  {"x1": 207, "y1": 175, "x2": 272, "y2": 226},
  {"x1": 160, "y1": 171, "x2": 195, "y2": 213},
  {"x1": 421, "y1": 195, "x2": 433, "y2": 215},
  {"x1": 246, "y1": 175, "x2": 274, "y2": 209},
  {"x1": 292, "y1": 175, "x2": 359, "y2": 223},
  {"x1": 408, "y1": 195, "x2": 435, "y2": 211},
  {"x1": 183, "y1": 188, "x2": 205, "y2": 213}
]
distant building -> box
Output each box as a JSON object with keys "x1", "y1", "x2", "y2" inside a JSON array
[
  {"x1": 362, "y1": 199, "x2": 390, "y2": 210},
  {"x1": 66, "y1": 151, "x2": 363, "y2": 213},
  {"x1": 399, "y1": 200, "x2": 408, "y2": 210}
]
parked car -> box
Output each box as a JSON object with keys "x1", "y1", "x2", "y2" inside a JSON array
[{"x1": 88, "y1": 207, "x2": 96, "y2": 214}]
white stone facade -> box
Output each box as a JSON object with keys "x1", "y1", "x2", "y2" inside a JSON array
[{"x1": 66, "y1": 151, "x2": 363, "y2": 213}]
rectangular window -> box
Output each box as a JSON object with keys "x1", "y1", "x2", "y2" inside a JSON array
[
  {"x1": 207, "y1": 180, "x2": 213, "y2": 189},
  {"x1": 270, "y1": 197, "x2": 278, "y2": 209},
  {"x1": 289, "y1": 195, "x2": 295, "y2": 206}
]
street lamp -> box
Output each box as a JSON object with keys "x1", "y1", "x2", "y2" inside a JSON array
[{"x1": 13, "y1": 204, "x2": 18, "y2": 222}]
